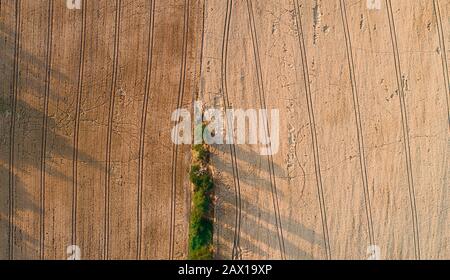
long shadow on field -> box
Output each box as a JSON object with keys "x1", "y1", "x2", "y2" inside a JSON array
[
  {"x1": 0, "y1": 14, "x2": 100, "y2": 260},
  {"x1": 212, "y1": 144, "x2": 326, "y2": 260},
  {"x1": 212, "y1": 144, "x2": 289, "y2": 197}
]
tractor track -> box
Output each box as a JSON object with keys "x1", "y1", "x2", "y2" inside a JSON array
[
  {"x1": 104, "y1": 0, "x2": 122, "y2": 260},
  {"x1": 386, "y1": 0, "x2": 421, "y2": 260},
  {"x1": 8, "y1": 0, "x2": 21, "y2": 260},
  {"x1": 72, "y1": 0, "x2": 87, "y2": 252},
  {"x1": 39, "y1": 0, "x2": 54, "y2": 260},
  {"x1": 293, "y1": 0, "x2": 331, "y2": 260},
  {"x1": 137, "y1": 0, "x2": 156, "y2": 260},
  {"x1": 246, "y1": 0, "x2": 286, "y2": 260},
  {"x1": 169, "y1": 0, "x2": 190, "y2": 260},
  {"x1": 432, "y1": 0, "x2": 450, "y2": 129},
  {"x1": 221, "y1": 0, "x2": 244, "y2": 261},
  {"x1": 339, "y1": 0, "x2": 375, "y2": 249}
]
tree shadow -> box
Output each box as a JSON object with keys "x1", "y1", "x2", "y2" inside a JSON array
[
  {"x1": 212, "y1": 143, "x2": 289, "y2": 196},
  {"x1": 212, "y1": 143, "x2": 326, "y2": 260},
  {"x1": 0, "y1": 10, "x2": 100, "y2": 259}
]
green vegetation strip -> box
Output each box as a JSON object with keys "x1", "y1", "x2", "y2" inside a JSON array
[{"x1": 188, "y1": 143, "x2": 214, "y2": 260}]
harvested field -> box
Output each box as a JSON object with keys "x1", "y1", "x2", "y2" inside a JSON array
[
  {"x1": 0, "y1": 0, "x2": 203, "y2": 260},
  {"x1": 0, "y1": 0, "x2": 448, "y2": 260},
  {"x1": 204, "y1": 0, "x2": 449, "y2": 260}
]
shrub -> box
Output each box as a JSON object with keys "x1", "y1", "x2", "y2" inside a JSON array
[
  {"x1": 189, "y1": 165, "x2": 213, "y2": 191},
  {"x1": 189, "y1": 217, "x2": 213, "y2": 251},
  {"x1": 189, "y1": 245, "x2": 213, "y2": 260},
  {"x1": 193, "y1": 144, "x2": 209, "y2": 163},
  {"x1": 188, "y1": 138, "x2": 214, "y2": 260},
  {"x1": 192, "y1": 189, "x2": 211, "y2": 214}
]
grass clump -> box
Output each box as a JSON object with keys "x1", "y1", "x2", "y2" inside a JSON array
[
  {"x1": 190, "y1": 164, "x2": 213, "y2": 192},
  {"x1": 188, "y1": 143, "x2": 214, "y2": 260},
  {"x1": 189, "y1": 245, "x2": 213, "y2": 260},
  {"x1": 193, "y1": 144, "x2": 209, "y2": 163}
]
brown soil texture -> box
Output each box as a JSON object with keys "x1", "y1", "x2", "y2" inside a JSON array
[{"x1": 0, "y1": 0, "x2": 448, "y2": 259}]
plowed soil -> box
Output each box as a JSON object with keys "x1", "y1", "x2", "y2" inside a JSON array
[{"x1": 0, "y1": 0, "x2": 448, "y2": 260}]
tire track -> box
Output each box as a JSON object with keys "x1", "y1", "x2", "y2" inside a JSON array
[
  {"x1": 433, "y1": 0, "x2": 450, "y2": 129},
  {"x1": 386, "y1": 0, "x2": 421, "y2": 260},
  {"x1": 339, "y1": 0, "x2": 375, "y2": 249},
  {"x1": 293, "y1": 0, "x2": 331, "y2": 260},
  {"x1": 221, "y1": 0, "x2": 243, "y2": 260},
  {"x1": 198, "y1": 0, "x2": 206, "y2": 99},
  {"x1": 8, "y1": 0, "x2": 21, "y2": 260},
  {"x1": 39, "y1": 0, "x2": 54, "y2": 260},
  {"x1": 246, "y1": 0, "x2": 286, "y2": 260},
  {"x1": 72, "y1": 0, "x2": 87, "y2": 252},
  {"x1": 169, "y1": 0, "x2": 189, "y2": 260},
  {"x1": 104, "y1": 0, "x2": 122, "y2": 260},
  {"x1": 137, "y1": 0, "x2": 155, "y2": 260}
]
